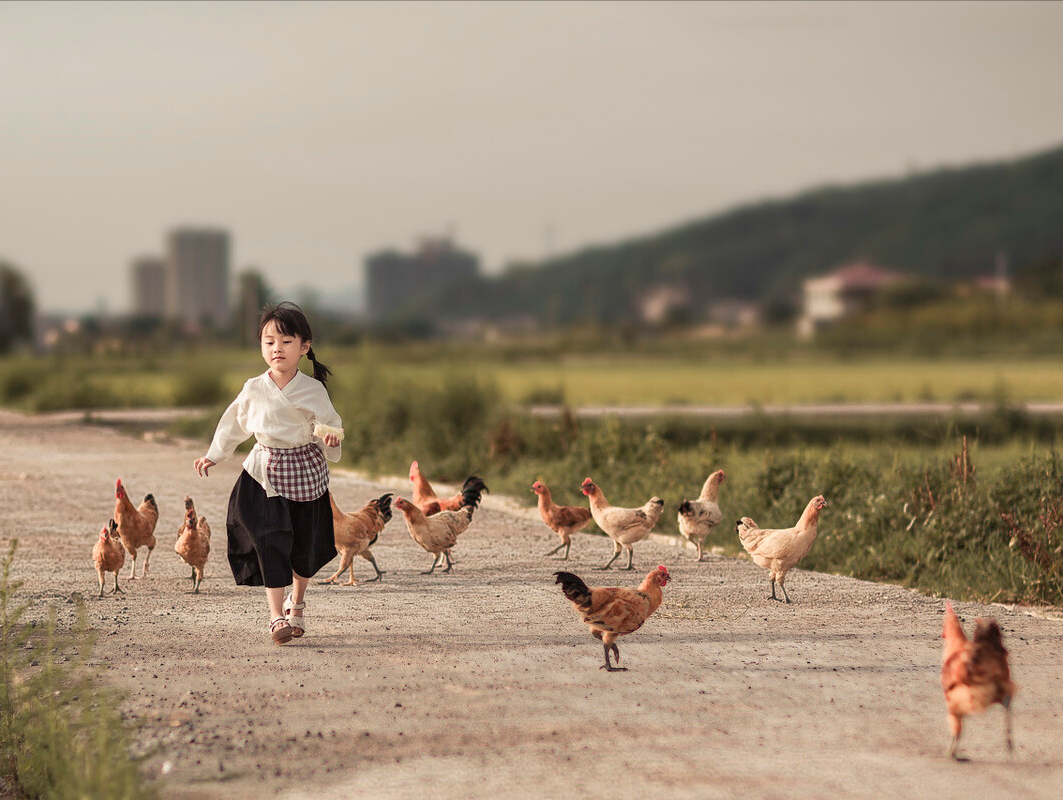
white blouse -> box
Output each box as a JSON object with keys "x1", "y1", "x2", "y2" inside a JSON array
[{"x1": 205, "y1": 370, "x2": 343, "y2": 497}]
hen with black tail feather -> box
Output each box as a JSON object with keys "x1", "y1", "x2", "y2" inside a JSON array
[{"x1": 554, "y1": 571, "x2": 593, "y2": 609}]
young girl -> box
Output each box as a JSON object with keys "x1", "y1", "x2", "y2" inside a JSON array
[{"x1": 194, "y1": 302, "x2": 343, "y2": 645}]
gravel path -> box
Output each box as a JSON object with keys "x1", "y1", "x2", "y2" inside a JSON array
[{"x1": 1, "y1": 409, "x2": 1061, "y2": 799}]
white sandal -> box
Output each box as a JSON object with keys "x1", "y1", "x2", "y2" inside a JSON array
[
  {"x1": 283, "y1": 594, "x2": 306, "y2": 637},
  {"x1": 270, "y1": 616, "x2": 293, "y2": 645}
]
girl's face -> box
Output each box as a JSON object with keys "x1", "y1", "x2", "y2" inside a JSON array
[{"x1": 260, "y1": 320, "x2": 310, "y2": 375}]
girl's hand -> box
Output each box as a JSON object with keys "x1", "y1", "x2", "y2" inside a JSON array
[
  {"x1": 322, "y1": 433, "x2": 340, "y2": 448},
  {"x1": 194, "y1": 457, "x2": 216, "y2": 477}
]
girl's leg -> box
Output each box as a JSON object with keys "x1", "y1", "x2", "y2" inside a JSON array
[
  {"x1": 265, "y1": 585, "x2": 287, "y2": 621},
  {"x1": 287, "y1": 571, "x2": 309, "y2": 624}
]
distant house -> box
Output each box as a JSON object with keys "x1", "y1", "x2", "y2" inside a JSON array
[
  {"x1": 638, "y1": 283, "x2": 691, "y2": 325},
  {"x1": 797, "y1": 260, "x2": 907, "y2": 338}
]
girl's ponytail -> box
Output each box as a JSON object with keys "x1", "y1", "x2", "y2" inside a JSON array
[{"x1": 306, "y1": 346, "x2": 332, "y2": 386}]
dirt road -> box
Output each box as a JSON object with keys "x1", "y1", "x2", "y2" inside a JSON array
[{"x1": 1, "y1": 409, "x2": 1060, "y2": 799}]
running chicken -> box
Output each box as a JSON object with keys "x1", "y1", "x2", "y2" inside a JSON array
[
  {"x1": 941, "y1": 601, "x2": 1016, "y2": 760},
  {"x1": 322, "y1": 491, "x2": 393, "y2": 585},
  {"x1": 580, "y1": 477, "x2": 664, "y2": 570},
  {"x1": 394, "y1": 488, "x2": 478, "y2": 574},
  {"x1": 735, "y1": 495, "x2": 828, "y2": 603},
  {"x1": 174, "y1": 495, "x2": 211, "y2": 593},
  {"x1": 677, "y1": 468, "x2": 725, "y2": 561},
  {"x1": 533, "y1": 479, "x2": 593, "y2": 559},
  {"x1": 91, "y1": 519, "x2": 124, "y2": 597},
  {"x1": 113, "y1": 478, "x2": 159, "y2": 580},
  {"x1": 554, "y1": 565, "x2": 671, "y2": 671}
]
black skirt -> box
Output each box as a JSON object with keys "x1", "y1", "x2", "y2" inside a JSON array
[{"x1": 225, "y1": 470, "x2": 337, "y2": 587}]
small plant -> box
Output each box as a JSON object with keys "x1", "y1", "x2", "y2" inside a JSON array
[{"x1": 0, "y1": 541, "x2": 155, "y2": 799}]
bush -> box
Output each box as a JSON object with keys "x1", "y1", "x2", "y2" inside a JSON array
[
  {"x1": 0, "y1": 542, "x2": 155, "y2": 799},
  {"x1": 172, "y1": 370, "x2": 226, "y2": 407}
]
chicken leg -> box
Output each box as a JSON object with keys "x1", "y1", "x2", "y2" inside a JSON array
[
  {"x1": 769, "y1": 576, "x2": 792, "y2": 604},
  {"x1": 595, "y1": 542, "x2": 624, "y2": 570},
  {"x1": 361, "y1": 552, "x2": 385, "y2": 582},
  {"x1": 544, "y1": 541, "x2": 571, "y2": 559},
  {"x1": 422, "y1": 553, "x2": 445, "y2": 575},
  {"x1": 601, "y1": 642, "x2": 625, "y2": 672},
  {"x1": 97, "y1": 571, "x2": 123, "y2": 598}
]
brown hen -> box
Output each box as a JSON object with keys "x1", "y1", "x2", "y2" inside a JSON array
[
  {"x1": 322, "y1": 491, "x2": 393, "y2": 585},
  {"x1": 174, "y1": 495, "x2": 211, "y2": 593},
  {"x1": 532, "y1": 480, "x2": 593, "y2": 560},
  {"x1": 554, "y1": 565, "x2": 671, "y2": 671},
  {"x1": 114, "y1": 478, "x2": 159, "y2": 580},
  {"x1": 91, "y1": 519, "x2": 125, "y2": 597}
]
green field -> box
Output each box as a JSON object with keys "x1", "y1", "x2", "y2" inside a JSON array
[{"x1": 5, "y1": 348, "x2": 1063, "y2": 411}]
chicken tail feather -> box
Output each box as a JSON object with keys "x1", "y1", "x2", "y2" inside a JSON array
[
  {"x1": 554, "y1": 571, "x2": 592, "y2": 609},
  {"x1": 375, "y1": 492, "x2": 395, "y2": 523},
  {"x1": 459, "y1": 477, "x2": 489, "y2": 511},
  {"x1": 943, "y1": 601, "x2": 968, "y2": 646}
]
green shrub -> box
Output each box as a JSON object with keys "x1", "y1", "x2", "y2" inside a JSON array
[
  {"x1": 0, "y1": 542, "x2": 155, "y2": 799},
  {"x1": 172, "y1": 370, "x2": 227, "y2": 407}
]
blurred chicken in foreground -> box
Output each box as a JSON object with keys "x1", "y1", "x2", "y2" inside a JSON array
[
  {"x1": 941, "y1": 601, "x2": 1016, "y2": 760},
  {"x1": 554, "y1": 565, "x2": 670, "y2": 671}
]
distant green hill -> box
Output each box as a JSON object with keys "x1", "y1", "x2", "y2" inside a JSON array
[{"x1": 401, "y1": 142, "x2": 1063, "y2": 327}]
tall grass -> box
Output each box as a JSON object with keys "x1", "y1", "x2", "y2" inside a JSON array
[
  {"x1": 0, "y1": 542, "x2": 155, "y2": 799},
  {"x1": 323, "y1": 370, "x2": 1063, "y2": 606}
]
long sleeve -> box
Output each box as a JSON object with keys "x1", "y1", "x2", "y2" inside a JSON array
[
  {"x1": 204, "y1": 385, "x2": 252, "y2": 464},
  {"x1": 309, "y1": 390, "x2": 343, "y2": 463}
]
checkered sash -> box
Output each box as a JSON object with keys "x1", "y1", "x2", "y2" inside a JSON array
[{"x1": 263, "y1": 442, "x2": 329, "y2": 502}]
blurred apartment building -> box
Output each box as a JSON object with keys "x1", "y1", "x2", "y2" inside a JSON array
[
  {"x1": 364, "y1": 236, "x2": 479, "y2": 321},
  {"x1": 130, "y1": 256, "x2": 167, "y2": 319},
  {"x1": 130, "y1": 227, "x2": 230, "y2": 331}
]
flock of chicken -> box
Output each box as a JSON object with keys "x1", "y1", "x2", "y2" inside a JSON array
[{"x1": 89, "y1": 463, "x2": 1016, "y2": 760}]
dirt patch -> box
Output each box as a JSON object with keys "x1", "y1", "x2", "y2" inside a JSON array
[{"x1": 1, "y1": 409, "x2": 1060, "y2": 799}]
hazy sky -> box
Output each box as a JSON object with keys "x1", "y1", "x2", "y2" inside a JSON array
[{"x1": 3, "y1": 1, "x2": 1062, "y2": 315}]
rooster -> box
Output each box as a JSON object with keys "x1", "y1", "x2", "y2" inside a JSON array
[
  {"x1": 941, "y1": 601, "x2": 1016, "y2": 760},
  {"x1": 533, "y1": 480, "x2": 593, "y2": 560},
  {"x1": 91, "y1": 519, "x2": 125, "y2": 597},
  {"x1": 322, "y1": 491, "x2": 393, "y2": 585},
  {"x1": 580, "y1": 477, "x2": 665, "y2": 571},
  {"x1": 735, "y1": 495, "x2": 827, "y2": 603},
  {"x1": 174, "y1": 495, "x2": 211, "y2": 594},
  {"x1": 677, "y1": 468, "x2": 725, "y2": 561},
  {"x1": 113, "y1": 478, "x2": 159, "y2": 580},
  {"x1": 554, "y1": 565, "x2": 671, "y2": 671},
  {"x1": 394, "y1": 492, "x2": 477, "y2": 574},
  {"x1": 409, "y1": 460, "x2": 489, "y2": 516}
]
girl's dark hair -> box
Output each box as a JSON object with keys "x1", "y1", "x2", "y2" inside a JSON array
[{"x1": 258, "y1": 301, "x2": 333, "y2": 386}]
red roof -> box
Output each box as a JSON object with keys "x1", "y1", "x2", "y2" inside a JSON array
[{"x1": 826, "y1": 261, "x2": 905, "y2": 289}]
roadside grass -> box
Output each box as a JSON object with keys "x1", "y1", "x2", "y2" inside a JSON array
[{"x1": 0, "y1": 543, "x2": 155, "y2": 799}]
